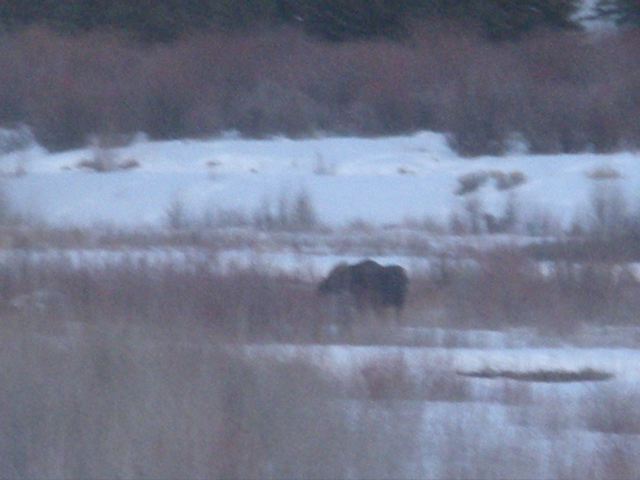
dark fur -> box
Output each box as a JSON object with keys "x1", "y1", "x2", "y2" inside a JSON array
[{"x1": 318, "y1": 260, "x2": 409, "y2": 314}]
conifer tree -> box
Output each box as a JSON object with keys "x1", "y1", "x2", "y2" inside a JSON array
[{"x1": 595, "y1": 0, "x2": 640, "y2": 27}]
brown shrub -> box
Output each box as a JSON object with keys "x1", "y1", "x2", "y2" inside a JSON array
[
  {"x1": 491, "y1": 170, "x2": 526, "y2": 191},
  {"x1": 76, "y1": 157, "x2": 140, "y2": 172},
  {"x1": 359, "y1": 354, "x2": 471, "y2": 402},
  {"x1": 455, "y1": 171, "x2": 490, "y2": 196},
  {"x1": 1, "y1": 25, "x2": 640, "y2": 155},
  {"x1": 582, "y1": 386, "x2": 640, "y2": 435},
  {"x1": 0, "y1": 253, "x2": 330, "y2": 342},
  {"x1": 586, "y1": 165, "x2": 622, "y2": 181}
]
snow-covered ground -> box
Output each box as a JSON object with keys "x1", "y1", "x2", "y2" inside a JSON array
[
  {"x1": 2, "y1": 130, "x2": 639, "y2": 230},
  {"x1": 4, "y1": 129, "x2": 640, "y2": 478}
]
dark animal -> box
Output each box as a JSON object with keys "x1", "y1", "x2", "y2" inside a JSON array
[{"x1": 318, "y1": 260, "x2": 409, "y2": 318}]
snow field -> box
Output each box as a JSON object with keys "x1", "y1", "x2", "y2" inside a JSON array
[{"x1": 2, "y1": 130, "x2": 640, "y2": 230}]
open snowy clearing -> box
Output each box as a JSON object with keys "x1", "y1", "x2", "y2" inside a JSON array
[{"x1": 2, "y1": 130, "x2": 639, "y2": 229}]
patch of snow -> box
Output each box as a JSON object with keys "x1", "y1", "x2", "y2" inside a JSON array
[{"x1": 1, "y1": 130, "x2": 639, "y2": 229}]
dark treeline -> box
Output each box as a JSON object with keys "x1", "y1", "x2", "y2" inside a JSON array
[
  {"x1": 5, "y1": 0, "x2": 640, "y2": 43},
  {"x1": 0, "y1": 0, "x2": 586, "y2": 42}
]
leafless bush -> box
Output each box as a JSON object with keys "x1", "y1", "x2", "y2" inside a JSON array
[
  {"x1": 360, "y1": 354, "x2": 415, "y2": 400},
  {"x1": 429, "y1": 246, "x2": 640, "y2": 331},
  {"x1": 359, "y1": 354, "x2": 470, "y2": 402},
  {"x1": 455, "y1": 171, "x2": 490, "y2": 196},
  {"x1": 456, "y1": 171, "x2": 526, "y2": 196},
  {"x1": 165, "y1": 197, "x2": 191, "y2": 230},
  {"x1": 491, "y1": 379, "x2": 533, "y2": 406},
  {"x1": 1, "y1": 25, "x2": 640, "y2": 154},
  {"x1": 312, "y1": 153, "x2": 336, "y2": 176},
  {"x1": 492, "y1": 170, "x2": 527, "y2": 191},
  {"x1": 0, "y1": 179, "x2": 24, "y2": 227},
  {"x1": 582, "y1": 385, "x2": 640, "y2": 435},
  {"x1": 530, "y1": 182, "x2": 640, "y2": 261},
  {"x1": 462, "y1": 196, "x2": 484, "y2": 234},
  {"x1": 253, "y1": 189, "x2": 320, "y2": 232},
  {"x1": 449, "y1": 194, "x2": 519, "y2": 235},
  {"x1": 439, "y1": 248, "x2": 545, "y2": 328},
  {"x1": 201, "y1": 208, "x2": 251, "y2": 228},
  {"x1": 522, "y1": 206, "x2": 562, "y2": 237},
  {"x1": 0, "y1": 253, "x2": 330, "y2": 342},
  {"x1": 587, "y1": 165, "x2": 622, "y2": 181},
  {"x1": 75, "y1": 134, "x2": 140, "y2": 172},
  {"x1": 588, "y1": 181, "x2": 629, "y2": 239}
]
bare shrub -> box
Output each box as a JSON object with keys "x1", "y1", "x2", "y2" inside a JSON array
[
  {"x1": 359, "y1": 354, "x2": 470, "y2": 402},
  {"x1": 312, "y1": 153, "x2": 336, "y2": 176},
  {"x1": 455, "y1": 171, "x2": 490, "y2": 196},
  {"x1": 529, "y1": 183, "x2": 640, "y2": 262},
  {"x1": 456, "y1": 171, "x2": 526, "y2": 197},
  {"x1": 492, "y1": 379, "x2": 533, "y2": 406},
  {"x1": 523, "y1": 206, "x2": 562, "y2": 237},
  {"x1": 451, "y1": 196, "x2": 485, "y2": 234},
  {"x1": 0, "y1": 252, "x2": 332, "y2": 342},
  {"x1": 229, "y1": 81, "x2": 321, "y2": 137},
  {"x1": 433, "y1": 247, "x2": 601, "y2": 331},
  {"x1": 491, "y1": 170, "x2": 527, "y2": 191},
  {"x1": 587, "y1": 165, "x2": 623, "y2": 181},
  {"x1": 588, "y1": 181, "x2": 629, "y2": 239},
  {"x1": 165, "y1": 197, "x2": 190, "y2": 230},
  {"x1": 596, "y1": 440, "x2": 639, "y2": 480},
  {"x1": 360, "y1": 354, "x2": 414, "y2": 400},
  {"x1": 202, "y1": 208, "x2": 250, "y2": 228},
  {"x1": 0, "y1": 25, "x2": 638, "y2": 154},
  {"x1": 75, "y1": 134, "x2": 140, "y2": 172},
  {"x1": 582, "y1": 385, "x2": 640, "y2": 435},
  {"x1": 0, "y1": 180, "x2": 22, "y2": 226},
  {"x1": 253, "y1": 189, "x2": 320, "y2": 232}
]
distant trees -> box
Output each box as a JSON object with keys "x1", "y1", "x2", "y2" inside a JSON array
[
  {"x1": 594, "y1": 0, "x2": 640, "y2": 27},
  {"x1": 0, "y1": 0, "x2": 282, "y2": 41},
  {"x1": 473, "y1": 0, "x2": 581, "y2": 40},
  {"x1": 0, "y1": 0, "x2": 582, "y2": 42},
  {"x1": 280, "y1": 0, "x2": 415, "y2": 41},
  {"x1": 414, "y1": 0, "x2": 581, "y2": 40},
  {"x1": 284, "y1": 0, "x2": 581, "y2": 41}
]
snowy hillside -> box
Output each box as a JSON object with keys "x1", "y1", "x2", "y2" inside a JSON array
[{"x1": 2, "y1": 130, "x2": 638, "y2": 229}]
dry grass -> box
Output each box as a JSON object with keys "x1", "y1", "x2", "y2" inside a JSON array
[
  {"x1": 1, "y1": 244, "x2": 640, "y2": 478},
  {"x1": 2, "y1": 213, "x2": 640, "y2": 339},
  {"x1": 586, "y1": 165, "x2": 623, "y2": 181},
  {"x1": 0, "y1": 313, "x2": 433, "y2": 479}
]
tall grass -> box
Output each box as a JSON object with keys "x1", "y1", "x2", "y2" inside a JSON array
[
  {"x1": 2, "y1": 246, "x2": 640, "y2": 478},
  {"x1": 0, "y1": 312, "x2": 431, "y2": 479},
  {"x1": 5, "y1": 310, "x2": 640, "y2": 479},
  {"x1": 0, "y1": 253, "x2": 326, "y2": 341}
]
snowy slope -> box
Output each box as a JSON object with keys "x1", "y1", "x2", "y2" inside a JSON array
[{"x1": 1, "y1": 131, "x2": 639, "y2": 229}]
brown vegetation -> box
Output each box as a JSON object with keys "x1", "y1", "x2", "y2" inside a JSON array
[
  {"x1": 1, "y1": 233, "x2": 640, "y2": 477},
  {"x1": 458, "y1": 367, "x2": 614, "y2": 382},
  {"x1": 2, "y1": 26, "x2": 640, "y2": 155}
]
